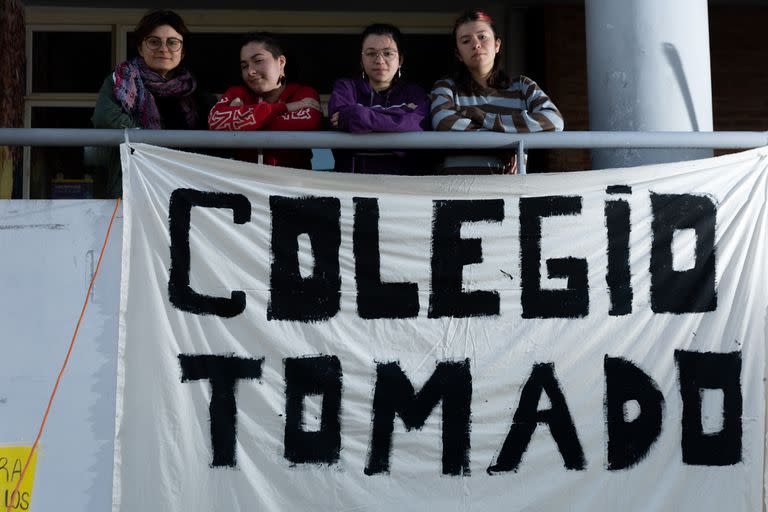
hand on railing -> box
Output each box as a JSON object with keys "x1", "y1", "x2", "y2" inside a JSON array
[{"x1": 509, "y1": 155, "x2": 518, "y2": 175}]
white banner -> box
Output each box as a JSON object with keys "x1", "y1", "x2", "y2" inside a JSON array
[{"x1": 114, "y1": 143, "x2": 768, "y2": 511}]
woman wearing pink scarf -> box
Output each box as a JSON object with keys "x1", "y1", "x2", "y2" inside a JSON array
[{"x1": 92, "y1": 9, "x2": 215, "y2": 197}]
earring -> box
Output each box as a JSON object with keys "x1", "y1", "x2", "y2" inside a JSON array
[
  {"x1": 397, "y1": 67, "x2": 402, "y2": 79},
  {"x1": 279, "y1": 73, "x2": 286, "y2": 85},
  {"x1": 362, "y1": 70, "x2": 367, "y2": 80}
]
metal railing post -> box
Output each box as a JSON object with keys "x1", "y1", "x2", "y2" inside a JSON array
[{"x1": 517, "y1": 140, "x2": 526, "y2": 175}]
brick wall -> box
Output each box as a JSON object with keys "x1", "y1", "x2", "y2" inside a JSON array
[
  {"x1": 540, "y1": 5, "x2": 590, "y2": 171},
  {"x1": 710, "y1": 7, "x2": 768, "y2": 132},
  {"x1": 537, "y1": 5, "x2": 768, "y2": 171}
]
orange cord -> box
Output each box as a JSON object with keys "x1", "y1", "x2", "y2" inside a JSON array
[{"x1": 7, "y1": 197, "x2": 122, "y2": 512}]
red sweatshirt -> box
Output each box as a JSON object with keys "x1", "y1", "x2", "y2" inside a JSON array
[{"x1": 208, "y1": 83, "x2": 323, "y2": 169}]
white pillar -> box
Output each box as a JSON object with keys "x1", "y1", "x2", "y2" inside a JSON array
[{"x1": 585, "y1": 0, "x2": 713, "y2": 169}]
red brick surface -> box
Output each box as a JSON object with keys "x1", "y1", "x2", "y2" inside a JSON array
[{"x1": 710, "y1": 7, "x2": 768, "y2": 132}]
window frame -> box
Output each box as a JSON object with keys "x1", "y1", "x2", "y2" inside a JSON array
[
  {"x1": 26, "y1": 24, "x2": 114, "y2": 100},
  {"x1": 23, "y1": 100, "x2": 98, "y2": 199}
]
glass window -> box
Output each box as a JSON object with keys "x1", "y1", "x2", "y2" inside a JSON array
[
  {"x1": 32, "y1": 31, "x2": 112, "y2": 93},
  {"x1": 30, "y1": 107, "x2": 108, "y2": 199}
]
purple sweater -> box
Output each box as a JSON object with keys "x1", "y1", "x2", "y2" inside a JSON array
[{"x1": 328, "y1": 77, "x2": 429, "y2": 173}]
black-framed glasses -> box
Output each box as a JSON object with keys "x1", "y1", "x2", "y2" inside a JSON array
[
  {"x1": 362, "y1": 48, "x2": 398, "y2": 60},
  {"x1": 144, "y1": 36, "x2": 183, "y2": 52}
]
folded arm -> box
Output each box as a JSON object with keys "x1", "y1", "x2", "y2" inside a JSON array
[
  {"x1": 430, "y1": 78, "x2": 564, "y2": 133},
  {"x1": 208, "y1": 86, "x2": 289, "y2": 131},
  {"x1": 266, "y1": 87, "x2": 323, "y2": 131},
  {"x1": 331, "y1": 81, "x2": 427, "y2": 133}
]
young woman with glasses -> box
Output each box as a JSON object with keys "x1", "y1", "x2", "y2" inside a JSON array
[
  {"x1": 327, "y1": 23, "x2": 430, "y2": 174},
  {"x1": 92, "y1": 9, "x2": 215, "y2": 197},
  {"x1": 430, "y1": 10, "x2": 564, "y2": 174},
  {"x1": 208, "y1": 32, "x2": 322, "y2": 170}
]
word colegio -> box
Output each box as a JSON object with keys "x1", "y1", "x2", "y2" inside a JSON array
[{"x1": 165, "y1": 186, "x2": 717, "y2": 321}]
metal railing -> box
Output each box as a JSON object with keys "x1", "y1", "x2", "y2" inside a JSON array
[{"x1": 2, "y1": 128, "x2": 768, "y2": 176}]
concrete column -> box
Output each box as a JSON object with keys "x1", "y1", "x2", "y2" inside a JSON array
[{"x1": 585, "y1": 0, "x2": 713, "y2": 169}]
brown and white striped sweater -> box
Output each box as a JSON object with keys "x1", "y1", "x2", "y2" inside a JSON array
[{"x1": 429, "y1": 75, "x2": 564, "y2": 133}]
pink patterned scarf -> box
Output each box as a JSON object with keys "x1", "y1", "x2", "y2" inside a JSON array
[{"x1": 113, "y1": 57, "x2": 199, "y2": 129}]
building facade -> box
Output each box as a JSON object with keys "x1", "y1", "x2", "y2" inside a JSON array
[{"x1": 1, "y1": 1, "x2": 767, "y2": 198}]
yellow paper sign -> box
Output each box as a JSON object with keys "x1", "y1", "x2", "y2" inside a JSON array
[{"x1": 0, "y1": 447, "x2": 38, "y2": 511}]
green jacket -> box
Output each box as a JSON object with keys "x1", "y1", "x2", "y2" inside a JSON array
[{"x1": 91, "y1": 74, "x2": 216, "y2": 197}]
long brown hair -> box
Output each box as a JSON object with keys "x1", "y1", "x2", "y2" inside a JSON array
[{"x1": 451, "y1": 9, "x2": 510, "y2": 92}]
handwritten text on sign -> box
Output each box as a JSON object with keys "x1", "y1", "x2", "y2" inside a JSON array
[
  {"x1": 117, "y1": 144, "x2": 768, "y2": 511},
  {"x1": 0, "y1": 447, "x2": 37, "y2": 511},
  {"x1": 167, "y1": 189, "x2": 736, "y2": 473}
]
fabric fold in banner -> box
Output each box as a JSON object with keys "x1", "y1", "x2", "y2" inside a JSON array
[{"x1": 113, "y1": 143, "x2": 768, "y2": 512}]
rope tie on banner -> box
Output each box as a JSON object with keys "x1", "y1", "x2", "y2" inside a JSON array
[{"x1": 6, "y1": 198, "x2": 122, "y2": 512}]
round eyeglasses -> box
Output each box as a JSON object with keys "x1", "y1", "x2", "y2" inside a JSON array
[
  {"x1": 144, "y1": 36, "x2": 183, "y2": 52},
  {"x1": 362, "y1": 49, "x2": 398, "y2": 60}
]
